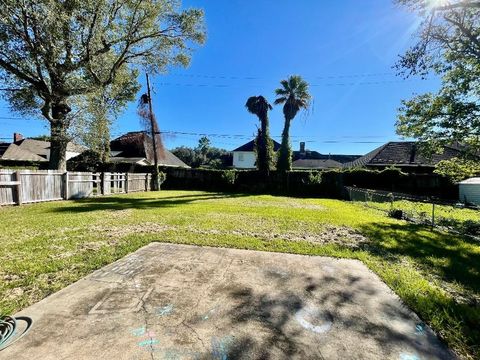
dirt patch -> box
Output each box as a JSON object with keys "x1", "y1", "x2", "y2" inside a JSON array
[
  {"x1": 238, "y1": 200, "x2": 325, "y2": 210},
  {"x1": 86, "y1": 222, "x2": 367, "y2": 249},
  {"x1": 186, "y1": 225, "x2": 369, "y2": 249},
  {"x1": 89, "y1": 222, "x2": 175, "y2": 239}
]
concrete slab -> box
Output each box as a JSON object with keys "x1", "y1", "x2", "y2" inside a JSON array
[{"x1": 2, "y1": 243, "x2": 454, "y2": 360}]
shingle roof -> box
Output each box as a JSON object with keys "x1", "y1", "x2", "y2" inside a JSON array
[
  {"x1": 110, "y1": 132, "x2": 190, "y2": 168},
  {"x1": 232, "y1": 139, "x2": 282, "y2": 152},
  {"x1": 292, "y1": 150, "x2": 360, "y2": 164},
  {"x1": 0, "y1": 143, "x2": 47, "y2": 161},
  {"x1": 292, "y1": 159, "x2": 342, "y2": 169},
  {"x1": 343, "y1": 142, "x2": 463, "y2": 168}
]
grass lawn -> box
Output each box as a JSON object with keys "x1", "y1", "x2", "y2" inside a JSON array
[{"x1": 1, "y1": 191, "x2": 479, "y2": 359}]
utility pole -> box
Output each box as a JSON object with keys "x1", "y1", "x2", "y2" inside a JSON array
[{"x1": 145, "y1": 73, "x2": 160, "y2": 190}]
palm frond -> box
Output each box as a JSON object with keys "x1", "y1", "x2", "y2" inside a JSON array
[{"x1": 274, "y1": 97, "x2": 287, "y2": 105}]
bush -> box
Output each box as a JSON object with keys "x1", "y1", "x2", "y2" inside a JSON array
[{"x1": 221, "y1": 170, "x2": 237, "y2": 185}]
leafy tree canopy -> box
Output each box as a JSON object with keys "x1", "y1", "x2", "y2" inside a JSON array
[
  {"x1": 171, "y1": 137, "x2": 230, "y2": 169},
  {"x1": 435, "y1": 157, "x2": 480, "y2": 182},
  {"x1": 395, "y1": 0, "x2": 480, "y2": 157},
  {"x1": 0, "y1": 0, "x2": 205, "y2": 170}
]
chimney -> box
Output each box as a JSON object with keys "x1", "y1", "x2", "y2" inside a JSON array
[
  {"x1": 13, "y1": 133, "x2": 24, "y2": 143},
  {"x1": 300, "y1": 142, "x2": 306, "y2": 154}
]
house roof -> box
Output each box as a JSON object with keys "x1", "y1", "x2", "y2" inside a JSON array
[
  {"x1": 232, "y1": 139, "x2": 282, "y2": 152},
  {"x1": 110, "y1": 132, "x2": 190, "y2": 168},
  {"x1": 292, "y1": 159, "x2": 342, "y2": 169},
  {"x1": 343, "y1": 142, "x2": 463, "y2": 168},
  {"x1": 292, "y1": 150, "x2": 360, "y2": 164},
  {"x1": 0, "y1": 143, "x2": 47, "y2": 162}
]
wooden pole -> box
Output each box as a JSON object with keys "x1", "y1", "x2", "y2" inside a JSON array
[{"x1": 146, "y1": 73, "x2": 160, "y2": 191}]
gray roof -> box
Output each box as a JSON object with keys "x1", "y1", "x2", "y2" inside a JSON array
[
  {"x1": 232, "y1": 139, "x2": 282, "y2": 152},
  {"x1": 292, "y1": 159, "x2": 342, "y2": 169},
  {"x1": 0, "y1": 143, "x2": 47, "y2": 161},
  {"x1": 343, "y1": 142, "x2": 463, "y2": 168}
]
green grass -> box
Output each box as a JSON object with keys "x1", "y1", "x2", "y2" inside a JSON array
[{"x1": 1, "y1": 191, "x2": 479, "y2": 359}]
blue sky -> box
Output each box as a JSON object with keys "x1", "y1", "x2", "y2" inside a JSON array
[{"x1": 0, "y1": 0, "x2": 439, "y2": 155}]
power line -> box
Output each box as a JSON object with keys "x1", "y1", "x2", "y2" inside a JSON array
[
  {"x1": 154, "y1": 77, "x2": 429, "y2": 89},
  {"x1": 168, "y1": 71, "x2": 397, "y2": 81}
]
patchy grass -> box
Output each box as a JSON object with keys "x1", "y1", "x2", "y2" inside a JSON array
[{"x1": 0, "y1": 191, "x2": 479, "y2": 359}]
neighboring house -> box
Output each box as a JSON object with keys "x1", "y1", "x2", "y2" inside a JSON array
[
  {"x1": 343, "y1": 141, "x2": 464, "y2": 173},
  {"x1": 110, "y1": 132, "x2": 190, "y2": 168},
  {"x1": 292, "y1": 159, "x2": 342, "y2": 170},
  {"x1": 0, "y1": 133, "x2": 85, "y2": 162},
  {"x1": 232, "y1": 140, "x2": 360, "y2": 169},
  {"x1": 232, "y1": 139, "x2": 282, "y2": 169},
  {"x1": 292, "y1": 142, "x2": 360, "y2": 169}
]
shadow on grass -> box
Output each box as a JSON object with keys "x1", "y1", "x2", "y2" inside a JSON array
[
  {"x1": 51, "y1": 192, "x2": 250, "y2": 213},
  {"x1": 358, "y1": 222, "x2": 480, "y2": 296}
]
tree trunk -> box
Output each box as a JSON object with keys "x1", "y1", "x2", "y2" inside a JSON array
[
  {"x1": 277, "y1": 117, "x2": 292, "y2": 172},
  {"x1": 49, "y1": 120, "x2": 69, "y2": 170}
]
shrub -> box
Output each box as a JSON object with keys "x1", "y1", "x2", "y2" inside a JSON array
[{"x1": 221, "y1": 170, "x2": 237, "y2": 185}]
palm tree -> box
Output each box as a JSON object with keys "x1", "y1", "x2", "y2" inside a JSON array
[
  {"x1": 245, "y1": 95, "x2": 274, "y2": 174},
  {"x1": 274, "y1": 75, "x2": 311, "y2": 172}
]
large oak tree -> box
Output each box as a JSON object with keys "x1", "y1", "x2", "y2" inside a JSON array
[
  {"x1": 0, "y1": 0, "x2": 205, "y2": 170},
  {"x1": 396, "y1": 0, "x2": 480, "y2": 158}
]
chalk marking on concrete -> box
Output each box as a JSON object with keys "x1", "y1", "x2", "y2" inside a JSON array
[
  {"x1": 211, "y1": 336, "x2": 234, "y2": 360},
  {"x1": 400, "y1": 353, "x2": 420, "y2": 360},
  {"x1": 131, "y1": 327, "x2": 146, "y2": 336},
  {"x1": 157, "y1": 304, "x2": 175, "y2": 316},
  {"x1": 415, "y1": 323, "x2": 425, "y2": 335},
  {"x1": 295, "y1": 307, "x2": 333, "y2": 334},
  {"x1": 138, "y1": 339, "x2": 159, "y2": 347}
]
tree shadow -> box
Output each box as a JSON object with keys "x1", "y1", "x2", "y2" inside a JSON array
[
  {"x1": 50, "y1": 192, "x2": 250, "y2": 213},
  {"x1": 189, "y1": 268, "x2": 452, "y2": 359},
  {"x1": 358, "y1": 221, "x2": 480, "y2": 295}
]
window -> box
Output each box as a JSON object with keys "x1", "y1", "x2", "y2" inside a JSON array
[{"x1": 238, "y1": 153, "x2": 244, "y2": 161}]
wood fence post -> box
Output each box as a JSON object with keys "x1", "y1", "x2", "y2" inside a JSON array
[
  {"x1": 64, "y1": 172, "x2": 69, "y2": 200},
  {"x1": 15, "y1": 171, "x2": 22, "y2": 205},
  {"x1": 125, "y1": 173, "x2": 129, "y2": 193}
]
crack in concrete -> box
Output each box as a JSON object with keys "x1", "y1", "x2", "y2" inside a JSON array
[{"x1": 132, "y1": 277, "x2": 156, "y2": 360}]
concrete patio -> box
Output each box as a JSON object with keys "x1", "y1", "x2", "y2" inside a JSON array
[{"x1": 2, "y1": 243, "x2": 454, "y2": 359}]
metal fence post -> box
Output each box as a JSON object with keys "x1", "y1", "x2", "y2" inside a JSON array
[{"x1": 125, "y1": 173, "x2": 129, "y2": 194}]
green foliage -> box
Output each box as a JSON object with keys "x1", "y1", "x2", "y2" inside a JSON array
[
  {"x1": 246, "y1": 95, "x2": 274, "y2": 173},
  {"x1": 434, "y1": 158, "x2": 480, "y2": 183},
  {"x1": 395, "y1": 1, "x2": 480, "y2": 158},
  {"x1": 171, "y1": 137, "x2": 230, "y2": 169},
  {"x1": 307, "y1": 171, "x2": 322, "y2": 185},
  {"x1": 274, "y1": 76, "x2": 311, "y2": 171},
  {"x1": 0, "y1": 0, "x2": 206, "y2": 170},
  {"x1": 221, "y1": 169, "x2": 237, "y2": 185}
]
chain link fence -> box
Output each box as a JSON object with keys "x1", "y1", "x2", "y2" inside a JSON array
[{"x1": 345, "y1": 186, "x2": 480, "y2": 239}]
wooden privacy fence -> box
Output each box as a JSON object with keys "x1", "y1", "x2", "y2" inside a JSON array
[{"x1": 0, "y1": 170, "x2": 152, "y2": 206}]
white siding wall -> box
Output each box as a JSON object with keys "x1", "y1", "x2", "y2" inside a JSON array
[
  {"x1": 233, "y1": 151, "x2": 256, "y2": 169},
  {"x1": 459, "y1": 184, "x2": 480, "y2": 205}
]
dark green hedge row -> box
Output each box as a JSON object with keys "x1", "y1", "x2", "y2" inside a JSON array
[
  {"x1": 158, "y1": 167, "x2": 457, "y2": 200},
  {"x1": 64, "y1": 157, "x2": 459, "y2": 200}
]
